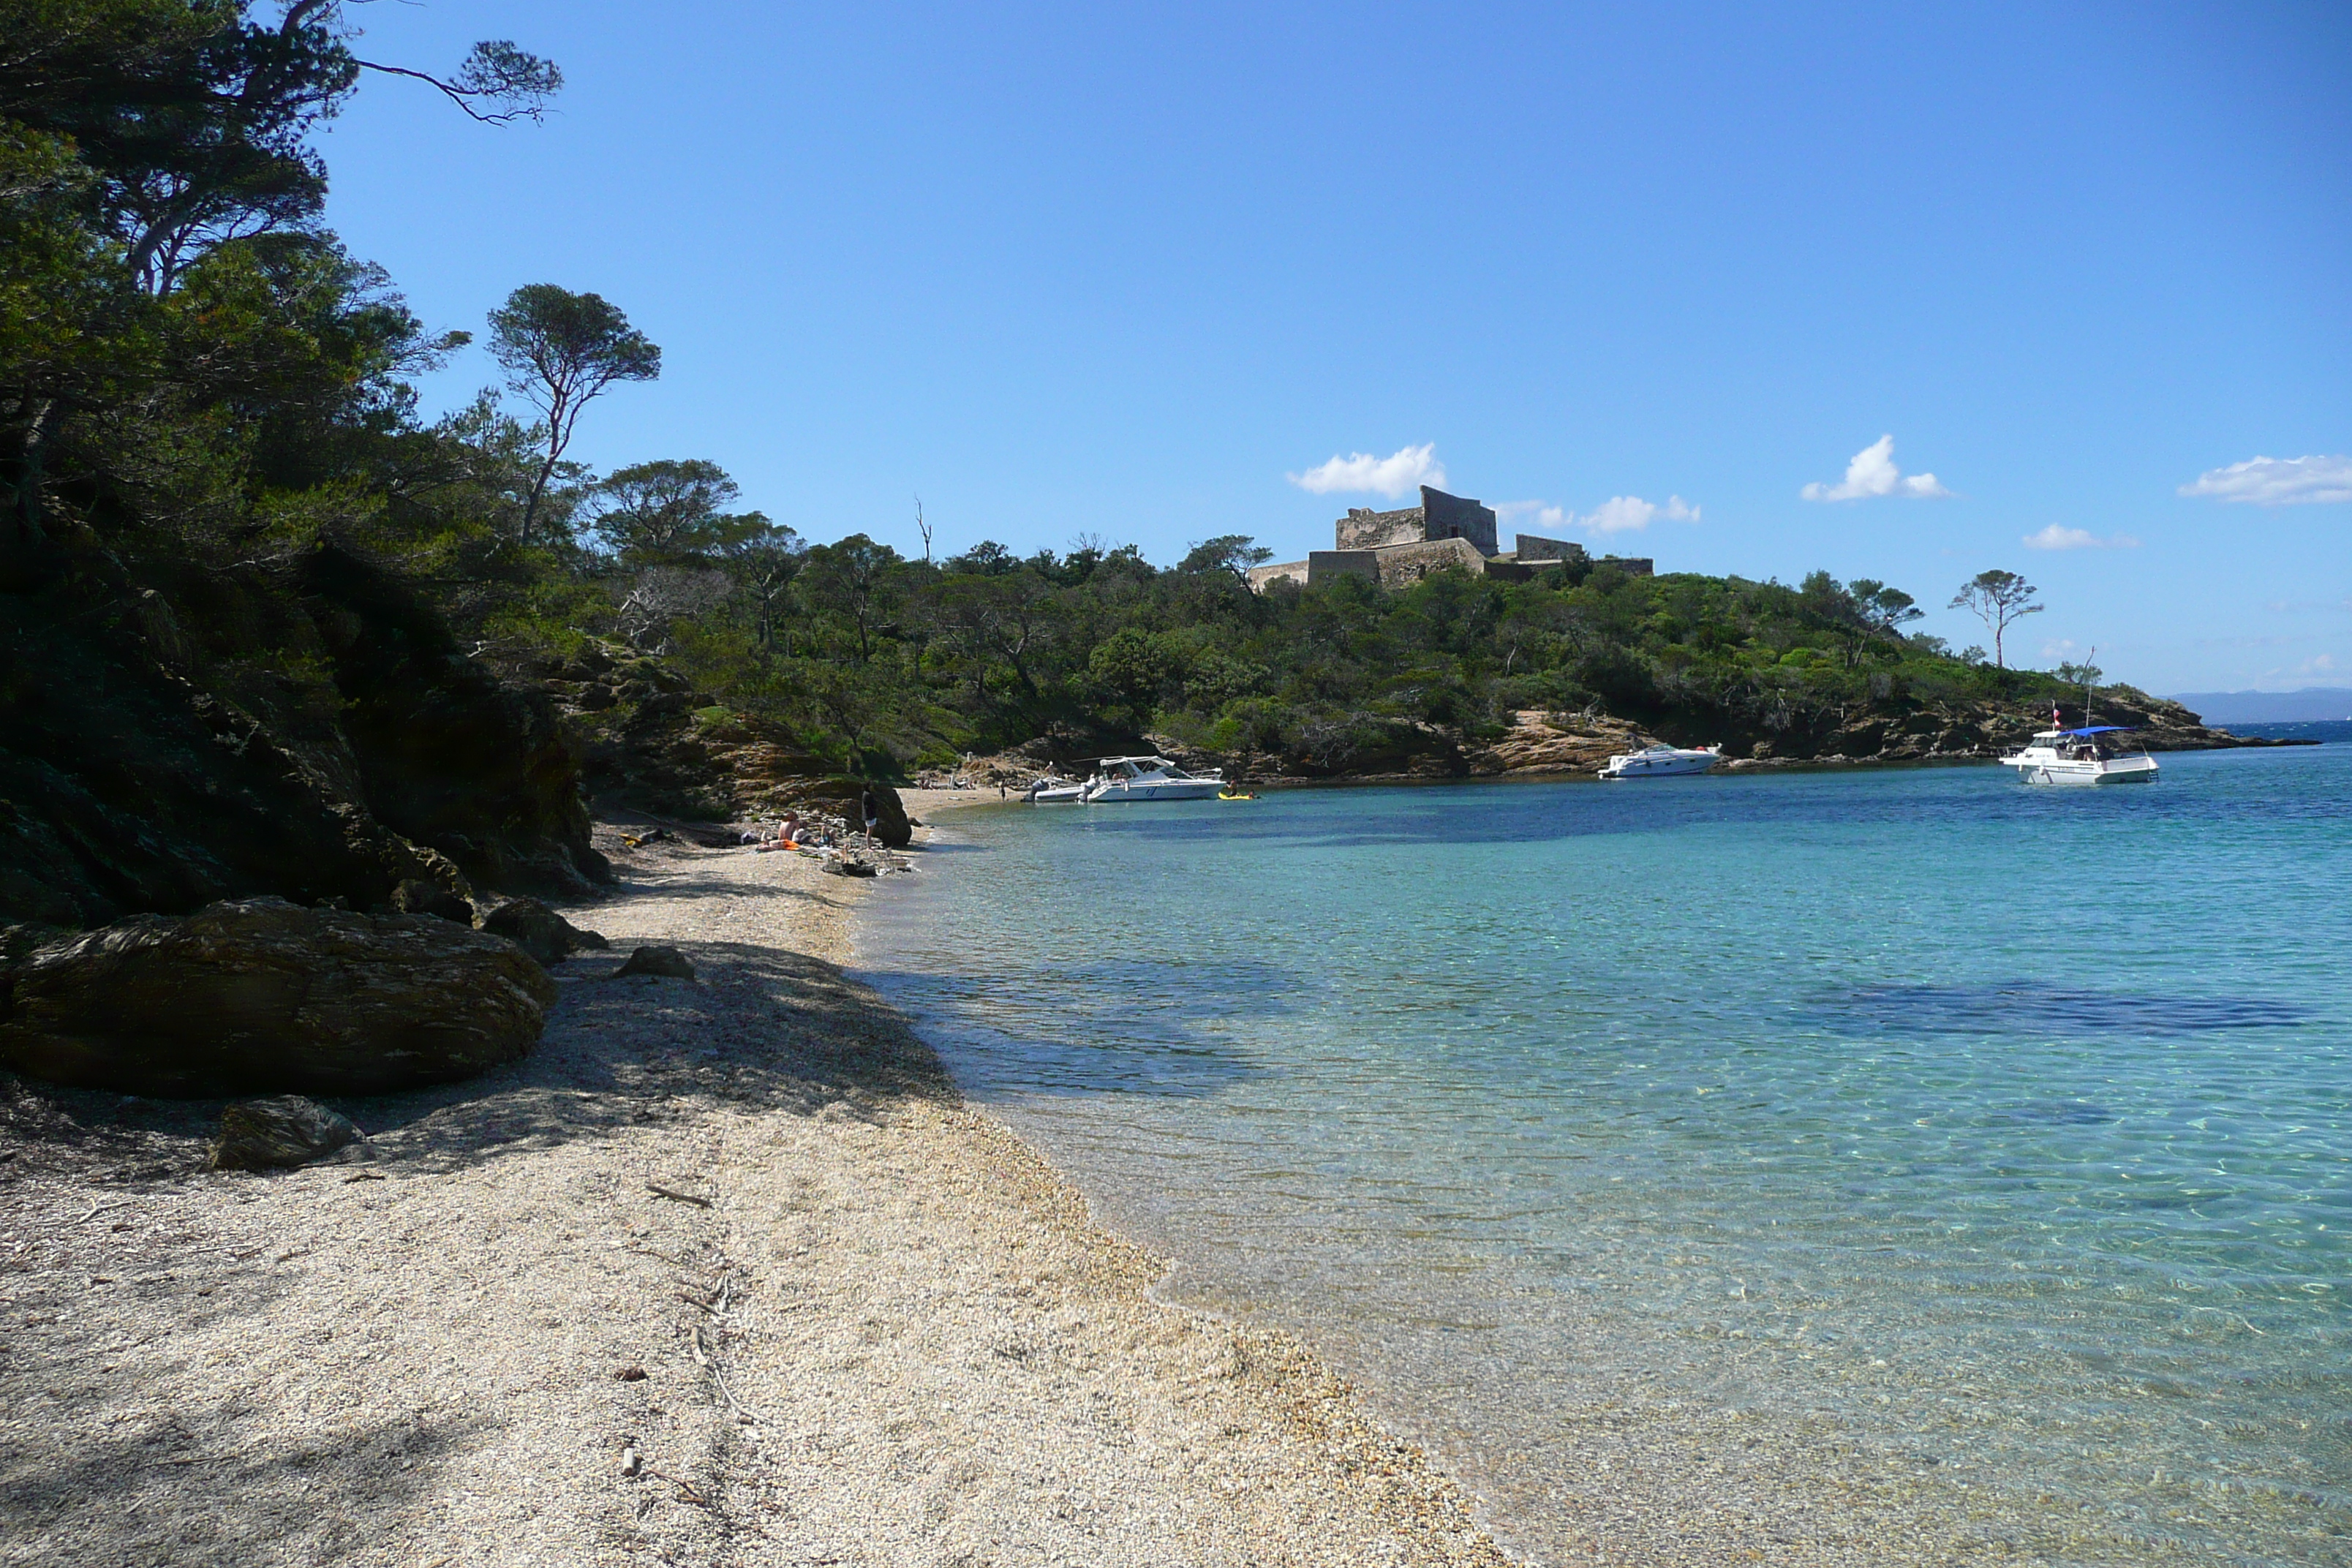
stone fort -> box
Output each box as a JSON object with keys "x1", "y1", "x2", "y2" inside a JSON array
[{"x1": 1247, "y1": 485, "x2": 1654, "y2": 592}]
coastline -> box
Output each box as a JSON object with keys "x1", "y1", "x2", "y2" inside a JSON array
[
  {"x1": 0, "y1": 816, "x2": 1514, "y2": 1566},
  {"x1": 830, "y1": 764, "x2": 2352, "y2": 1568}
]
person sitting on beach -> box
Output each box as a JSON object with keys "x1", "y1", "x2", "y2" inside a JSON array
[{"x1": 752, "y1": 813, "x2": 821, "y2": 852}]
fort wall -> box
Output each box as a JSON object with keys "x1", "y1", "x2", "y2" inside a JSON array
[
  {"x1": 1334, "y1": 506, "x2": 1428, "y2": 551},
  {"x1": 1247, "y1": 559, "x2": 1311, "y2": 591},
  {"x1": 1420, "y1": 487, "x2": 1499, "y2": 555},
  {"x1": 1306, "y1": 549, "x2": 1380, "y2": 584},
  {"x1": 1251, "y1": 485, "x2": 1647, "y2": 592},
  {"x1": 1514, "y1": 532, "x2": 1588, "y2": 564},
  {"x1": 1370, "y1": 537, "x2": 1499, "y2": 586}
]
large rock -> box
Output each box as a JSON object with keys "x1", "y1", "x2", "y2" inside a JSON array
[
  {"x1": 1466, "y1": 710, "x2": 1654, "y2": 775},
  {"x1": 475, "y1": 894, "x2": 608, "y2": 966},
  {"x1": 772, "y1": 777, "x2": 913, "y2": 849},
  {"x1": 390, "y1": 878, "x2": 474, "y2": 924},
  {"x1": 0, "y1": 897, "x2": 558, "y2": 1097},
  {"x1": 611, "y1": 945, "x2": 695, "y2": 980},
  {"x1": 211, "y1": 1095, "x2": 360, "y2": 1170}
]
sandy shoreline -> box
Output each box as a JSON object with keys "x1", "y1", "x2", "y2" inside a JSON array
[{"x1": 0, "y1": 816, "x2": 1513, "y2": 1566}]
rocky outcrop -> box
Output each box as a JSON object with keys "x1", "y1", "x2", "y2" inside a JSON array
[
  {"x1": 1153, "y1": 687, "x2": 2296, "y2": 786},
  {"x1": 295, "y1": 546, "x2": 609, "y2": 896},
  {"x1": 475, "y1": 894, "x2": 608, "y2": 967},
  {"x1": 210, "y1": 1096, "x2": 361, "y2": 1170},
  {"x1": 1741, "y1": 688, "x2": 2294, "y2": 764},
  {"x1": 529, "y1": 644, "x2": 765, "y2": 820},
  {"x1": 391, "y1": 878, "x2": 474, "y2": 924},
  {"x1": 1986, "y1": 690, "x2": 2287, "y2": 753},
  {"x1": 521, "y1": 642, "x2": 915, "y2": 846},
  {"x1": 0, "y1": 542, "x2": 608, "y2": 928},
  {"x1": 1465, "y1": 712, "x2": 1655, "y2": 774},
  {"x1": 767, "y1": 776, "x2": 913, "y2": 848},
  {"x1": 0, "y1": 898, "x2": 558, "y2": 1097}
]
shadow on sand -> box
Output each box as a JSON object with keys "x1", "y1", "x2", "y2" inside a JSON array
[{"x1": 0, "y1": 935, "x2": 954, "y2": 1191}]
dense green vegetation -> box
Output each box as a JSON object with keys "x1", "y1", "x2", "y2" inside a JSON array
[{"x1": 3, "y1": 1, "x2": 2113, "y2": 791}]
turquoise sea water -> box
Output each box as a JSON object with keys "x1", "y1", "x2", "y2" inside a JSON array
[{"x1": 858, "y1": 747, "x2": 2351, "y2": 1564}]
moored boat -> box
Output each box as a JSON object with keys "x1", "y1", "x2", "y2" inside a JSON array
[
  {"x1": 1997, "y1": 726, "x2": 2157, "y2": 785},
  {"x1": 1080, "y1": 756, "x2": 1225, "y2": 802},
  {"x1": 1599, "y1": 742, "x2": 1721, "y2": 779},
  {"x1": 1023, "y1": 775, "x2": 1087, "y2": 803}
]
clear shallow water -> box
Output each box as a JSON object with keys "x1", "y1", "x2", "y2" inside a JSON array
[{"x1": 858, "y1": 749, "x2": 2352, "y2": 1564}]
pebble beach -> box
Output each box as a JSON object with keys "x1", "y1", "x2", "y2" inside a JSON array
[{"x1": 0, "y1": 806, "x2": 1515, "y2": 1567}]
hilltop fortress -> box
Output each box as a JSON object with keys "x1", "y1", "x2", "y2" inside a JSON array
[{"x1": 1248, "y1": 486, "x2": 1654, "y2": 592}]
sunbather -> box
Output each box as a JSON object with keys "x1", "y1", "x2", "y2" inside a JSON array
[{"x1": 751, "y1": 812, "x2": 823, "y2": 852}]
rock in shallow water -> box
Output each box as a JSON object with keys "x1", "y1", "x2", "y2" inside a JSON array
[
  {"x1": 0, "y1": 897, "x2": 558, "y2": 1096},
  {"x1": 211, "y1": 1095, "x2": 360, "y2": 1170}
]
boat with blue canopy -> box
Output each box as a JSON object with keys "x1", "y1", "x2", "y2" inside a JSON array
[{"x1": 1997, "y1": 725, "x2": 2158, "y2": 785}]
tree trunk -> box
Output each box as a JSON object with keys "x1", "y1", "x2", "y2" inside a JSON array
[{"x1": 5, "y1": 397, "x2": 60, "y2": 564}]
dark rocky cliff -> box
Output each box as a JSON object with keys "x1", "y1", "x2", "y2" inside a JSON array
[{"x1": 0, "y1": 542, "x2": 608, "y2": 929}]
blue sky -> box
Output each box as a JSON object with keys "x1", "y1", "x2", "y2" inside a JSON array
[{"x1": 318, "y1": 1, "x2": 2349, "y2": 693}]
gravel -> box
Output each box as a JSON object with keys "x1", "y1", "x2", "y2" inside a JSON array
[{"x1": 0, "y1": 817, "x2": 1515, "y2": 1567}]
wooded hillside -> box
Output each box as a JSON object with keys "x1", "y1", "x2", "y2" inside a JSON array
[{"x1": 1, "y1": 2, "x2": 2254, "y2": 927}]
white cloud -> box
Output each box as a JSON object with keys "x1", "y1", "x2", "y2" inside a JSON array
[
  {"x1": 2179, "y1": 454, "x2": 2352, "y2": 506},
  {"x1": 1504, "y1": 496, "x2": 1699, "y2": 536},
  {"x1": 1801, "y1": 434, "x2": 1952, "y2": 501},
  {"x1": 1583, "y1": 494, "x2": 1700, "y2": 534},
  {"x1": 1288, "y1": 442, "x2": 1444, "y2": 499},
  {"x1": 2024, "y1": 524, "x2": 2139, "y2": 551}
]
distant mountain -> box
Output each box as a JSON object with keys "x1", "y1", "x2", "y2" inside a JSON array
[{"x1": 2171, "y1": 688, "x2": 2352, "y2": 724}]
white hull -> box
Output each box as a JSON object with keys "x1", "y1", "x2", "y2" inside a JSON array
[
  {"x1": 1082, "y1": 780, "x2": 1225, "y2": 802},
  {"x1": 1999, "y1": 756, "x2": 2158, "y2": 786},
  {"x1": 1599, "y1": 745, "x2": 1721, "y2": 779},
  {"x1": 1077, "y1": 753, "x2": 1225, "y2": 802},
  {"x1": 1027, "y1": 783, "x2": 1086, "y2": 803}
]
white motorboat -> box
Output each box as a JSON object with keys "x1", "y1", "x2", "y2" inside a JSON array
[
  {"x1": 1997, "y1": 727, "x2": 2157, "y2": 786},
  {"x1": 1598, "y1": 742, "x2": 1721, "y2": 779},
  {"x1": 1024, "y1": 775, "x2": 1086, "y2": 803},
  {"x1": 1079, "y1": 755, "x2": 1226, "y2": 802}
]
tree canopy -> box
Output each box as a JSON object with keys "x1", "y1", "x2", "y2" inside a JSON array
[
  {"x1": 1949, "y1": 570, "x2": 2043, "y2": 668},
  {"x1": 486, "y1": 283, "x2": 660, "y2": 541},
  {"x1": 1, "y1": 1, "x2": 2114, "y2": 791}
]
